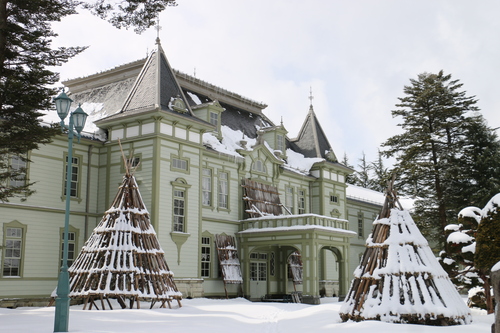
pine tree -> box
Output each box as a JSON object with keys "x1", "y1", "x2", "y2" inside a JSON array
[
  {"x1": 440, "y1": 207, "x2": 481, "y2": 291},
  {"x1": 449, "y1": 116, "x2": 500, "y2": 209},
  {"x1": 354, "y1": 152, "x2": 375, "y2": 189},
  {"x1": 475, "y1": 194, "x2": 500, "y2": 273},
  {"x1": 0, "y1": 0, "x2": 85, "y2": 202},
  {"x1": 0, "y1": 0, "x2": 177, "y2": 202},
  {"x1": 370, "y1": 149, "x2": 390, "y2": 192},
  {"x1": 83, "y1": 0, "x2": 177, "y2": 33},
  {"x1": 382, "y1": 71, "x2": 480, "y2": 245},
  {"x1": 474, "y1": 194, "x2": 500, "y2": 313},
  {"x1": 342, "y1": 153, "x2": 357, "y2": 185}
]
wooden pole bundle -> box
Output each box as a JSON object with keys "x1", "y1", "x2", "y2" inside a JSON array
[
  {"x1": 241, "y1": 178, "x2": 283, "y2": 217},
  {"x1": 339, "y1": 177, "x2": 471, "y2": 325},
  {"x1": 52, "y1": 145, "x2": 182, "y2": 309},
  {"x1": 214, "y1": 234, "x2": 243, "y2": 298}
]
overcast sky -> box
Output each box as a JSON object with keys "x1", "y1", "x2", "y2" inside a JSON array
[{"x1": 52, "y1": 0, "x2": 500, "y2": 164}]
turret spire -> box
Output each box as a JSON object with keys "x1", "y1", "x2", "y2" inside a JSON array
[{"x1": 309, "y1": 86, "x2": 314, "y2": 110}]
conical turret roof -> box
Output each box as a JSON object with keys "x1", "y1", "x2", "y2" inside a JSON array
[{"x1": 291, "y1": 104, "x2": 336, "y2": 160}]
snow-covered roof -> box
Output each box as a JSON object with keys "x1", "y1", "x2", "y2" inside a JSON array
[
  {"x1": 239, "y1": 224, "x2": 357, "y2": 237},
  {"x1": 346, "y1": 184, "x2": 414, "y2": 210}
]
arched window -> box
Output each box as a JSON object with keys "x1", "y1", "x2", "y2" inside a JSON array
[{"x1": 252, "y1": 159, "x2": 266, "y2": 173}]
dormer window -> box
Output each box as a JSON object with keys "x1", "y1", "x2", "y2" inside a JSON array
[
  {"x1": 252, "y1": 159, "x2": 266, "y2": 173},
  {"x1": 172, "y1": 95, "x2": 188, "y2": 113},
  {"x1": 209, "y1": 111, "x2": 218, "y2": 127},
  {"x1": 277, "y1": 134, "x2": 284, "y2": 152}
]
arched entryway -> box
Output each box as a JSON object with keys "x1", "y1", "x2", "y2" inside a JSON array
[{"x1": 319, "y1": 246, "x2": 342, "y2": 297}]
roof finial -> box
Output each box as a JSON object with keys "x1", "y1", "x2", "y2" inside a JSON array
[
  {"x1": 309, "y1": 86, "x2": 314, "y2": 110},
  {"x1": 155, "y1": 15, "x2": 162, "y2": 44}
]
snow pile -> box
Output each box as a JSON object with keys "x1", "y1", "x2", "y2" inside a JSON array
[
  {"x1": 203, "y1": 125, "x2": 256, "y2": 158},
  {"x1": 482, "y1": 193, "x2": 500, "y2": 219},
  {"x1": 492, "y1": 261, "x2": 500, "y2": 272},
  {"x1": 284, "y1": 148, "x2": 323, "y2": 174},
  {"x1": 40, "y1": 102, "x2": 108, "y2": 141},
  {"x1": 340, "y1": 208, "x2": 472, "y2": 325},
  {"x1": 1, "y1": 297, "x2": 493, "y2": 333},
  {"x1": 202, "y1": 125, "x2": 324, "y2": 175},
  {"x1": 346, "y1": 184, "x2": 414, "y2": 210}
]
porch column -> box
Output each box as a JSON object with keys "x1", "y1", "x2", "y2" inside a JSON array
[
  {"x1": 339, "y1": 244, "x2": 350, "y2": 299},
  {"x1": 301, "y1": 240, "x2": 320, "y2": 304}
]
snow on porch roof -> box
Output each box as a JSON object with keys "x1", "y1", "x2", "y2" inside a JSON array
[{"x1": 238, "y1": 224, "x2": 357, "y2": 237}]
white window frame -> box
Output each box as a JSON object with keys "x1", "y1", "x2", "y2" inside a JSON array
[
  {"x1": 201, "y1": 236, "x2": 211, "y2": 278},
  {"x1": 64, "y1": 155, "x2": 80, "y2": 198},
  {"x1": 173, "y1": 189, "x2": 186, "y2": 232},
  {"x1": 9, "y1": 155, "x2": 27, "y2": 188},
  {"x1": 285, "y1": 186, "x2": 294, "y2": 214},
  {"x1": 277, "y1": 134, "x2": 284, "y2": 152},
  {"x1": 202, "y1": 168, "x2": 212, "y2": 206},
  {"x1": 298, "y1": 189, "x2": 305, "y2": 214},
  {"x1": 218, "y1": 172, "x2": 228, "y2": 209},
  {"x1": 209, "y1": 111, "x2": 218, "y2": 127}
]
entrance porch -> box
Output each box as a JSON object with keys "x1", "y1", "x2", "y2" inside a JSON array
[{"x1": 237, "y1": 214, "x2": 356, "y2": 304}]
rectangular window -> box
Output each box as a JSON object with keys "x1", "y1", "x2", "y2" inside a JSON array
[
  {"x1": 218, "y1": 172, "x2": 228, "y2": 209},
  {"x1": 285, "y1": 187, "x2": 293, "y2": 214},
  {"x1": 250, "y1": 262, "x2": 258, "y2": 281},
  {"x1": 209, "y1": 112, "x2": 218, "y2": 127},
  {"x1": 9, "y1": 155, "x2": 27, "y2": 187},
  {"x1": 358, "y1": 213, "x2": 364, "y2": 237},
  {"x1": 202, "y1": 168, "x2": 212, "y2": 206},
  {"x1": 60, "y1": 232, "x2": 76, "y2": 268},
  {"x1": 64, "y1": 156, "x2": 79, "y2": 197},
  {"x1": 172, "y1": 158, "x2": 188, "y2": 171},
  {"x1": 277, "y1": 134, "x2": 284, "y2": 152},
  {"x1": 127, "y1": 157, "x2": 140, "y2": 168},
  {"x1": 258, "y1": 262, "x2": 267, "y2": 281},
  {"x1": 3, "y1": 228, "x2": 22, "y2": 277},
  {"x1": 298, "y1": 190, "x2": 305, "y2": 214},
  {"x1": 330, "y1": 195, "x2": 338, "y2": 203},
  {"x1": 201, "y1": 237, "x2": 211, "y2": 278},
  {"x1": 173, "y1": 190, "x2": 185, "y2": 232}
]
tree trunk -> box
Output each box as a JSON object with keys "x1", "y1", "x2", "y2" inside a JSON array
[{"x1": 0, "y1": 0, "x2": 8, "y2": 111}]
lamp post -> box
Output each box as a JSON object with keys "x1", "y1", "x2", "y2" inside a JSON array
[{"x1": 53, "y1": 90, "x2": 88, "y2": 333}]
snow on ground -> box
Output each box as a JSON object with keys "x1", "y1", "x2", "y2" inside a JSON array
[{"x1": 0, "y1": 297, "x2": 493, "y2": 333}]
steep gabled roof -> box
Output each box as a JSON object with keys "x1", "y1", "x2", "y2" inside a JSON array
[{"x1": 291, "y1": 104, "x2": 334, "y2": 159}]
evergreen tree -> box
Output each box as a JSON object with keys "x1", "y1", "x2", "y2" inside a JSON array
[
  {"x1": 475, "y1": 194, "x2": 500, "y2": 273},
  {"x1": 83, "y1": 0, "x2": 177, "y2": 33},
  {"x1": 354, "y1": 152, "x2": 375, "y2": 189},
  {"x1": 440, "y1": 207, "x2": 482, "y2": 292},
  {"x1": 342, "y1": 153, "x2": 357, "y2": 185},
  {"x1": 0, "y1": 0, "x2": 85, "y2": 202},
  {"x1": 449, "y1": 116, "x2": 500, "y2": 209},
  {"x1": 474, "y1": 194, "x2": 500, "y2": 313},
  {"x1": 0, "y1": 0, "x2": 177, "y2": 202},
  {"x1": 370, "y1": 149, "x2": 390, "y2": 192},
  {"x1": 382, "y1": 71, "x2": 480, "y2": 245}
]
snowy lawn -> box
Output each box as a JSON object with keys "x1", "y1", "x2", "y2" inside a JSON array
[{"x1": 0, "y1": 297, "x2": 493, "y2": 333}]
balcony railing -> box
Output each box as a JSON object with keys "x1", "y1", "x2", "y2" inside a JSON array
[{"x1": 239, "y1": 214, "x2": 350, "y2": 232}]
